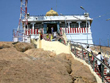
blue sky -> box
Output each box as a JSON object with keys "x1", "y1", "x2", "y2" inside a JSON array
[{"x1": 0, "y1": 0, "x2": 110, "y2": 46}]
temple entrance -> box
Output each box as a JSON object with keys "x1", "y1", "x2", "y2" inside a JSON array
[{"x1": 47, "y1": 24, "x2": 57, "y2": 33}]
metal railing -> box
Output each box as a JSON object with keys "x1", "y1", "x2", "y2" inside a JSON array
[{"x1": 69, "y1": 41, "x2": 110, "y2": 83}]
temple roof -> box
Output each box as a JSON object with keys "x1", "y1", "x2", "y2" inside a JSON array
[{"x1": 46, "y1": 8, "x2": 58, "y2": 16}]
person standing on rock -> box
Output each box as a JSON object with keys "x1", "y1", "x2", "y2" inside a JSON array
[{"x1": 96, "y1": 52, "x2": 104, "y2": 73}]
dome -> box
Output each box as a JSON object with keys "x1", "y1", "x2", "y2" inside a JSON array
[{"x1": 46, "y1": 8, "x2": 58, "y2": 16}]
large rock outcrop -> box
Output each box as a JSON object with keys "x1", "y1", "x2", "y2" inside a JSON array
[{"x1": 0, "y1": 42, "x2": 97, "y2": 83}]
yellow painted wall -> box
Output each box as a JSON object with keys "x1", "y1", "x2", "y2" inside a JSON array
[{"x1": 41, "y1": 39, "x2": 71, "y2": 55}]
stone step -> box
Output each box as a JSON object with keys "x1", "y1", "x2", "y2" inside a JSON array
[{"x1": 72, "y1": 48, "x2": 110, "y2": 82}]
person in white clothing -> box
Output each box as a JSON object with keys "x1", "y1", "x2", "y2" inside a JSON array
[
  {"x1": 106, "y1": 57, "x2": 110, "y2": 74},
  {"x1": 51, "y1": 27, "x2": 54, "y2": 34},
  {"x1": 87, "y1": 46, "x2": 91, "y2": 52},
  {"x1": 96, "y1": 52, "x2": 104, "y2": 72},
  {"x1": 53, "y1": 32, "x2": 57, "y2": 38}
]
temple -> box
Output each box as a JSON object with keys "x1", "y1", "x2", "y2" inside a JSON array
[{"x1": 13, "y1": 8, "x2": 93, "y2": 45}]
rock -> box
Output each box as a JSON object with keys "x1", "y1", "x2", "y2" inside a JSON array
[
  {"x1": 0, "y1": 42, "x2": 97, "y2": 83},
  {"x1": 0, "y1": 48, "x2": 28, "y2": 61},
  {"x1": 55, "y1": 53, "x2": 72, "y2": 74},
  {"x1": 70, "y1": 59, "x2": 97, "y2": 83},
  {"x1": 14, "y1": 42, "x2": 35, "y2": 52},
  {"x1": 0, "y1": 57, "x2": 73, "y2": 83},
  {"x1": 0, "y1": 42, "x2": 14, "y2": 49},
  {"x1": 24, "y1": 48, "x2": 56, "y2": 59},
  {"x1": 57, "y1": 53, "x2": 73, "y2": 61}
]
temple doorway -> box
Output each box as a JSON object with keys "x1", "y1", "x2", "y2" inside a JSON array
[{"x1": 47, "y1": 24, "x2": 57, "y2": 33}]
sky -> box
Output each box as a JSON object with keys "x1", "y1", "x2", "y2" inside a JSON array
[{"x1": 0, "y1": 0, "x2": 110, "y2": 46}]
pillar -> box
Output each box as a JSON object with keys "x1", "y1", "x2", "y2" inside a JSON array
[
  {"x1": 67, "y1": 21, "x2": 71, "y2": 33},
  {"x1": 23, "y1": 24, "x2": 26, "y2": 35},
  {"x1": 77, "y1": 21, "x2": 81, "y2": 28},
  {"x1": 43, "y1": 23, "x2": 47, "y2": 34},
  {"x1": 65, "y1": 17, "x2": 67, "y2": 28},
  {"x1": 23, "y1": 23, "x2": 26, "y2": 42},
  {"x1": 31, "y1": 22, "x2": 35, "y2": 34},
  {"x1": 57, "y1": 22, "x2": 60, "y2": 33},
  {"x1": 87, "y1": 21, "x2": 90, "y2": 33},
  {"x1": 27, "y1": 25, "x2": 28, "y2": 35}
]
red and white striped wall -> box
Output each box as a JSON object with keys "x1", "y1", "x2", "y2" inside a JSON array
[
  {"x1": 25, "y1": 29, "x2": 44, "y2": 35},
  {"x1": 60, "y1": 28, "x2": 89, "y2": 34},
  {"x1": 25, "y1": 28, "x2": 89, "y2": 35}
]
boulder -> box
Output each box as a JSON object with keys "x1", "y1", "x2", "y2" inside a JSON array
[
  {"x1": 70, "y1": 59, "x2": 97, "y2": 83},
  {"x1": 14, "y1": 42, "x2": 35, "y2": 52},
  {"x1": 0, "y1": 42, "x2": 14, "y2": 49}
]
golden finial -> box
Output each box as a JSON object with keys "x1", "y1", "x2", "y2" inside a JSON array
[{"x1": 46, "y1": 8, "x2": 58, "y2": 16}]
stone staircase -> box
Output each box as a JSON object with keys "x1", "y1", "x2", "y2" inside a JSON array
[
  {"x1": 41, "y1": 31, "x2": 110, "y2": 82},
  {"x1": 71, "y1": 47, "x2": 110, "y2": 83}
]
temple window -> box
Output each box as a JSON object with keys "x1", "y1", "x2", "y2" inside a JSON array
[
  {"x1": 34, "y1": 23, "x2": 43, "y2": 29},
  {"x1": 80, "y1": 21, "x2": 88, "y2": 28},
  {"x1": 70, "y1": 22, "x2": 78, "y2": 28},
  {"x1": 60, "y1": 22, "x2": 67, "y2": 28},
  {"x1": 27, "y1": 23, "x2": 32, "y2": 29}
]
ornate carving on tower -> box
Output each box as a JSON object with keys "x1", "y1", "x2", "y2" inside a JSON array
[{"x1": 46, "y1": 8, "x2": 58, "y2": 16}]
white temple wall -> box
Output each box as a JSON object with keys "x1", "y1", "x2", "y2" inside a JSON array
[{"x1": 66, "y1": 33, "x2": 93, "y2": 45}]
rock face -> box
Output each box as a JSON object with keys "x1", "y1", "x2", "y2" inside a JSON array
[
  {"x1": 14, "y1": 42, "x2": 35, "y2": 52},
  {"x1": 0, "y1": 42, "x2": 14, "y2": 49},
  {"x1": 70, "y1": 60, "x2": 96, "y2": 83},
  {"x1": 0, "y1": 42, "x2": 97, "y2": 83}
]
